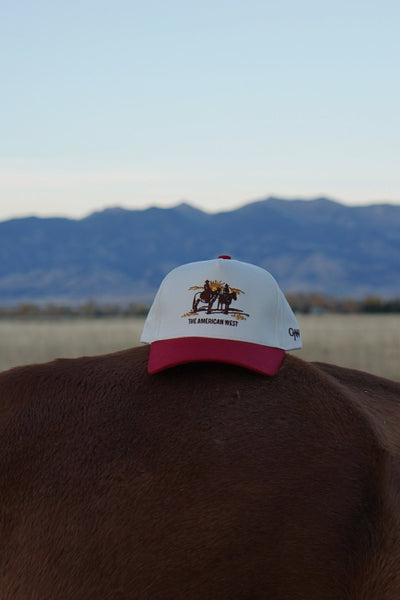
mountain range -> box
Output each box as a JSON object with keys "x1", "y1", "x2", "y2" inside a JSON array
[{"x1": 1, "y1": 197, "x2": 399, "y2": 305}]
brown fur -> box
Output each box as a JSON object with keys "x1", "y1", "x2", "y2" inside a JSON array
[{"x1": 0, "y1": 346, "x2": 400, "y2": 599}]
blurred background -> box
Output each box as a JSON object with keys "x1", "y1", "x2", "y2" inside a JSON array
[{"x1": 0, "y1": 0, "x2": 399, "y2": 378}]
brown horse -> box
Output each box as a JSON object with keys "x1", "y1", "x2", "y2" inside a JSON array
[{"x1": 1, "y1": 345, "x2": 400, "y2": 599}]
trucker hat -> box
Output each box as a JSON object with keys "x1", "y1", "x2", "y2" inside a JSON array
[{"x1": 140, "y1": 255, "x2": 302, "y2": 375}]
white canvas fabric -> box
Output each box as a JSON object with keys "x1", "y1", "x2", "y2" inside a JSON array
[{"x1": 141, "y1": 256, "x2": 302, "y2": 375}]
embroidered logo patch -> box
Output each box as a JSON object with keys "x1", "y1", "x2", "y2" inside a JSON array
[
  {"x1": 181, "y1": 279, "x2": 249, "y2": 322},
  {"x1": 288, "y1": 327, "x2": 301, "y2": 341}
]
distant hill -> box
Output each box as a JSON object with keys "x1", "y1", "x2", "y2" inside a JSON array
[{"x1": 1, "y1": 197, "x2": 399, "y2": 305}]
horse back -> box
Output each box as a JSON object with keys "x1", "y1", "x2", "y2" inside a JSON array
[{"x1": 0, "y1": 348, "x2": 399, "y2": 599}]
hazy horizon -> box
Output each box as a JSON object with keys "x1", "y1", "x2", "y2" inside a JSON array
[{"x1": 2, "y1": 194, "x2": 400, "y2": 223}]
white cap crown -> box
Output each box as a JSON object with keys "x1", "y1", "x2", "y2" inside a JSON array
[{"x1": 141, "y1": 257, "x2": 301, "y2": 363}]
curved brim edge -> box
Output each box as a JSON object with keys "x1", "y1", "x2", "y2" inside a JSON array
[{"x1": 147, "y1": 336, "x2": 285, "y2": 376}]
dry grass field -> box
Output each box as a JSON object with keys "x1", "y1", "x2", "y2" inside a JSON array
[{"x1": 0, "y1": 314, "x2": 399, "y2": 381}]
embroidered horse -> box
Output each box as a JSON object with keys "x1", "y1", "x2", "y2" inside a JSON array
[{"x1": 217, "y1": 288, "x2": 237, "y2": 314}]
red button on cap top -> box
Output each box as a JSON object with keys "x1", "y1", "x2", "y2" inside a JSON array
[{"x1": 218, "y1": 255, "x2": 231, "y2": 259}]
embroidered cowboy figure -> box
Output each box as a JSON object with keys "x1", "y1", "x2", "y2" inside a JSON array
[
  {"x1": 192, "y1": 280, "x2": 219, "y2": 313},
  {"x1": 201, "y1": 280, "x2": 212, "y2": 303},
  {"x1": 218, "y1": 283, "x2": 237, "y2": 314}
]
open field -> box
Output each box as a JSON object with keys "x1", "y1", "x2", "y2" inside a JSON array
[{"x1": 0, "y1": 314, "x2": 399, "y2": 380}]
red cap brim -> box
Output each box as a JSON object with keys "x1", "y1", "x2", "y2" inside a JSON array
[{"x1": 147, "y1": 337, "x2": 285, "y2": 376}]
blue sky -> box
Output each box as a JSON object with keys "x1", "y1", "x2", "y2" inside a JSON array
[{"x1": 1, "y1": 0, "x2": 399, "y2": 220}]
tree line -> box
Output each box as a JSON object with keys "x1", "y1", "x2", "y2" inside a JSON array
[
  {"x1": 286, "y1": 294, "x2": 400, "y2": 314},
  {"x1": 0, "y1": 301, "x2": 149, "y2": 318},
  {"x1": 0, "y1": 294, "x2": 400, "y2": 318}
]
